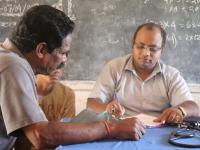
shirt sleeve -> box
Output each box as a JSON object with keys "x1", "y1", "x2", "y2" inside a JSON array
[
  {"x1": 0, "y1": 63, "x2": 47, "y2": 135},
  {"x1": 166, "y1": 67, "x2": 193, "y2": 106},
  {"x1": 89, "y1": 62, "x2": 117, "y2": 103}
]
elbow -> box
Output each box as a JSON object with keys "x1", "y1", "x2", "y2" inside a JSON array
[
  {"x1": 87, "y1": 98, "x2": 97, "y2": 108},
  {"x1": 195, "y1": 102, "x2": 200, "y2": 116},
  {"x1": 23, "y1": 123, "x2": 55, "y2": 149},
  {"x1": 31, "y1": 135, "x2": 46, "y2": 149},
  {"x1": 86, "y1": 98, "x2": 92, "y2": 108},
  {"x1": 186, "y1": 101, "x2": 200, "y2": 116},
  {"x1": 27, "y1": 128, "x2": 48, "y2": 149},
  {"x1": 191, "y1": 101, "x2": 200, "y2": 116}
]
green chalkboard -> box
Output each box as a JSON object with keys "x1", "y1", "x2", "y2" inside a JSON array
[{"x1": 0, "y1": 0, "x2": 200, "y2": 83}]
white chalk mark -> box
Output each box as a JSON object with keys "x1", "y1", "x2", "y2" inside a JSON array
[
  {"x1": 171, "y1": 33, "x2": 177, "y2": 48},
  {"x1": 52, "y1": 0, "x2": 63, "y2": 11},
  {"x1": 67, "y1": 0, "x2": 76, "y2": 20},
  {"x1": 144, "y1": 0, "x2": 150, "y2": 4}
]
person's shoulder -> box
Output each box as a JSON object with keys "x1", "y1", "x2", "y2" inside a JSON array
[
  {"x1": 0, "y1": 49, "x2": 24, "y2": 70},
  {"x1": 0, "y1": 44, "x2": 26, "y2": 63},
  {"x1": 161, "y1": 62, "x2": 181, "y2": 79},
  {"x1": 106, "y1": 54, "x2": 132, "y2": 69},
  {"x1": 0, "y1": 50, "x2": 34, "y2": 81},
  {"x1": 162, "y1": 63, "x2": 179, "y2": 73},
  {"x1": 1, "y1": 53, "x2": 30, "y2": 73},
  {"x1": 108, "y1": 54, "x2": 131, "y2": 63}
]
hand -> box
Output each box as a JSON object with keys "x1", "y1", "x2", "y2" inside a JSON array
[
  {"x1": 106, "y1": 100, "x2": 125, "y2": 118},
  {"x1": 50, "y1": 69, "x2": 63, "y2": 81},
  {"x1": 154, "y1": 107, "x2": 184, "y2": 124},
  {"x1": 108, "y1": 117, "x2": 145, "y2": 140}
]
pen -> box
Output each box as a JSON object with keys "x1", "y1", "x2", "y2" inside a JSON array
[
  {"x1": 113, "y1": 91, "x2": 119, "y2": 102},
  {"x1": 112, "y1": 91, "x2": 124, "y2": 120},
  {"x1": 111, "y1": 90, "x2": 119, "y2": 113}
]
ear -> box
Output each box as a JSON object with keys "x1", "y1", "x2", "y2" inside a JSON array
[{"x1": 35, "y1": 42, "x2": 48, "y2": 58}]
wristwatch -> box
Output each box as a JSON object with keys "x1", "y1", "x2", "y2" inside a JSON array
[{"x1": 177, "y1": 106, "x2": 187, "y2": 118}]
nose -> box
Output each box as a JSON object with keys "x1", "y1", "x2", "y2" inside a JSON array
[
  {"x1": 142, "y1": 47, "x2": 150, "y2": 56},
  {"x1": 62, "y1": 53, "x2": 67, "y2": 63}
]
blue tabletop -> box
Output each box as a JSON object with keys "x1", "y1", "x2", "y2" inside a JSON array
[{"x1": 56, "y1": 127, "x2": 200, "y2": 150}]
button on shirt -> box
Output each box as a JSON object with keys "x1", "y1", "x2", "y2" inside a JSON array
[{"x1": 89, "y1": 54, "x2": 193, "y2": 117}]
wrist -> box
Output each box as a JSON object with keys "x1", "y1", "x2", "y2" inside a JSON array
[
  {"x1": 102, "y1": 121, "x2": 111, "y2": 138},
  {"x1": 177, "y1": 106, "x2": 187, "y2": 118},
  {"x1": 103, "y1": 120, "x2": 118, "y2": 138}
]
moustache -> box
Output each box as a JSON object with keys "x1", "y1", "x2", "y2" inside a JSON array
[{"x1": 57, "y1": 63, "x2": 65, "y2": 69}]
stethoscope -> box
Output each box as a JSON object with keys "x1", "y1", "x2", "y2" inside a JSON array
[{"x1": 168, "y1": 123, "x2": 200, "y2": 148}]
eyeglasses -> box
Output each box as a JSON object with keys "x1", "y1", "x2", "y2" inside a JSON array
[{"x1": 134, "y1": 42, "x2": 162, "y2": 53}]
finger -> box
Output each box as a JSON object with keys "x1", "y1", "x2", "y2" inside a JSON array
[
  {"x1": 157, "y1": 110, "x2": 172, "y2": 124},
  {"x1": 175, "y1": 109, "x2": 184, "y2": 122},
  {"x1": 135, "y1": 134, "x2": 140, "y2": 140},
  {"x1": 118, "y1": 105, "x2": 125, "y2": 116},
  {"x1": 171, "y1": 113, "x2": 183, "y2": 123},
  {"x1": 139, "y1": 124, "x2": 145, "y2": 135},
  {"x1": 136, "y1": 130, "x2": 142, "y2": 139},
  {"x1": 168, "y1": 112, "x2": 176, "y2": 122},
  {"x1": 167, "y1": 111, "x2": 180, "y2": 123},
  {"x1": 106, "y1": 104, "x2": 115, "y2": 114},
  {"x1": 115, "y1": 106, "x2": 123, "y2": 116},
  {"x1": 111, "y1": 108, "x2": 115, "y2": 114},
  {"x1": 112, "y1": 103, "x2": 123, "y2": 116},
  {"x1": 109, "y1": 104, "x2": 117, "y2": 116},
  {"x1": 132, "y1": 128, "x2": 140, "y2": 140},
  {"x1": 138, "y1": 124, "x2": 145, "y2": 136},
  {"x1": 137, "y1": 125, "x2": 145, "y2": 138},
  {"x1": 112, "y1": 103, "x2": 119, "y2": 110},
  {"x1": 125, "y1": 118, "x2": 144, "y2": 140},
  {"x1": 133, "y1": 118, "x2": 145, "y2": 135},
  {"x1": 154, "y1": 116, "x2": 166, "y2": 124},
  {"x1": 135, "y1": 125, "x2": 144, "y2": 140},
  {"x1": 154, "y1": 113, "x2": 165, "y2": 122},
  {"x1": 137, "y1": 118, "x2": 145, "y2": 129},
  {"x1": 174, "y1": 115, "x2": 181, "y2": 123}
]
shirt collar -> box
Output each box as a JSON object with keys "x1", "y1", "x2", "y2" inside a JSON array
[
  {"x1": 0, "y1": 38, "x2": 36, "y2": 75},
  {"x1": 1, "y1": 38, "x2": 25, "y2": 58},
  {"x1": 124, "y1": 55, "x2": 163, "y2": 76},
  {"x1": 151, "y1": 61, "x2": 163, "y2": 75},
  {"x1": 124, "y1": 55, "x2": 137, "y2": 75}
]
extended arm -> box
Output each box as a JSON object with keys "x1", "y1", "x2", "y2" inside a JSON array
[
  {"x1": 23, "y1": 118, "x2": 145, "y2": 149},
  {"x1": 87, "y1": 98, "x2": 125, "y2": 116},
  {"x1": 155, "y1": 67, "x2": 199, "y2": 123},
  {"x1": 87, "y1": 98, "x2": 107, "y2": 112},
  {"x1": 155, "y1": 101, "x2": 199, "y2": 123},
  {"x1": 23, "y1": 121, "x2": 107, "y2": 149}
]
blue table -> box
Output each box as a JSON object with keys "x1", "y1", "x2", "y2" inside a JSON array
[{"x1": 56, "y1": 127, "x2": 200, "y2": 150}]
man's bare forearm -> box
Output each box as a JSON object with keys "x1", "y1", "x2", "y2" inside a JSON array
[
  {"x1": 23, "y1": 117, "x2": 145, "y2": 149},
  {"x1": 23, "y1": 121, "x2": 108, "y2": 149}
]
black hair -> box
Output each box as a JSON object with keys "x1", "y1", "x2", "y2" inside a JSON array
[
  {"x1": 10, "y1": 5, "x2": 75, "y2": 53},
  {"x1": 132, "y1": 22, "x2": 166, "y2": 47}
]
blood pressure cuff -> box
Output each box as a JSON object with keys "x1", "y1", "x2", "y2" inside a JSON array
[
  {"x1": 168, "y1": 116, "x2": 200, "y2": 148},
  {"x1": 184, "y1": 116, "x2": 200, "y2": 128}
]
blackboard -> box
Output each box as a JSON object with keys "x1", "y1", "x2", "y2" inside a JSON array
[{"x1": 0, "y1": 0, "x2": 200, "y2": 83}]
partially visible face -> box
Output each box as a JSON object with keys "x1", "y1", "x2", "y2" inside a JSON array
[
  {"x1": 132, "y1": 26, "x2": 163, "y2": 71},
  {"x1": 49, "y1": 69, "x2": 63, "y2": 81},
  {"x1": 41, "y1": 33, "x2": 73, "y2": 75}
]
